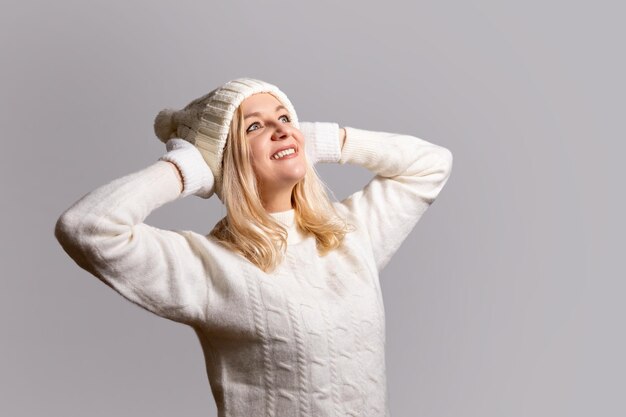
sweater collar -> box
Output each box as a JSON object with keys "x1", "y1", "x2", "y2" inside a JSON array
[{"x1": 268, "y1": 209, "x2": 307, "y2": 245}]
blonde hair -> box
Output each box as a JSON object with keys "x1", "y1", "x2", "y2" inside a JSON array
[{"x1": 209, "y1": 105, "x2": 354, "y2": 273}]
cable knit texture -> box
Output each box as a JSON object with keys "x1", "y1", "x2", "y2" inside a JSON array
[{"x1": 54, "y1": 123, "x2": 453, "y2": 417}]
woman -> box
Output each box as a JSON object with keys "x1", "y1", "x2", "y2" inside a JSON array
[{"x1": 54, "y1": 77, "x2": 453, "y2": 417}]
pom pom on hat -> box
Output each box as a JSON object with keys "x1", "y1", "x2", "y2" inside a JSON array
[{"x1": 154, "y1": 108, "x2": 179, "y2": 143}]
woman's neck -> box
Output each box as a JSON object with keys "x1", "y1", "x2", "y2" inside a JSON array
[{"x1": 260, "y1": 189, "x2": 295, "y2": 213}]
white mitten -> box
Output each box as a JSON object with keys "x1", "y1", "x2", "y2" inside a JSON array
[
  {"x1": 158, "y1": 138, "x2": 215, "y2": 199},
  {"x1": 298, "y1": 121, "x2": 342, "y2": 165}
]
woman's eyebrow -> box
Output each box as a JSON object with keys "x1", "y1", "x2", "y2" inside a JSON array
[{"x1": 244, "y1": 105, "x2": 287, "y2": 120}]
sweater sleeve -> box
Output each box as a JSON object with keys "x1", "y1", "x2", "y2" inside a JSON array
[
  {"x1": 54, "y1": 160, "x2": 210, "y2": 326},
  {"x1": 337, "y1": 126, "x2": 453, "y2": 272}
]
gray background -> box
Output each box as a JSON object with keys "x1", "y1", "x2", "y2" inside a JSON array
[{"x1": 2, "y1": 1, "x2": 624, "y2": 416}]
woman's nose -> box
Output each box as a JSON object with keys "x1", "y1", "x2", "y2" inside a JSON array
[{"x1": 271, "y1": 124, "x2": 290, "y2": 140}]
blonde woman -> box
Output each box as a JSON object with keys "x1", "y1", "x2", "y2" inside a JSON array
[{"x1": 54, "y1": 78, "x2": 453, "y2": 417}]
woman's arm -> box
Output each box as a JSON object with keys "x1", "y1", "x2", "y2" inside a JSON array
[
  {"x1": 54, "y1": 158, "x2": 212, "y2": 326},
  {"x1": 301, "y1": 121, "x2": 452, "y2": 272},
  {"x1": 338, "y1": 126, "x2": 453, "y2": 272}
]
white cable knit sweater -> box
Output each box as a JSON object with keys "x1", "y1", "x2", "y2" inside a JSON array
[{"x1": 54, "y1": 123, "x2": 453, "y2": 417}]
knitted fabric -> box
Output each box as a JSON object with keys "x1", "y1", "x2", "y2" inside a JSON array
[{"x1": 55, "y1": 123, "x2": 453, "y2": 417}]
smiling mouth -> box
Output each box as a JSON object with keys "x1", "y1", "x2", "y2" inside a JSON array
[{"x1": 271, "y1": 147, "x2": 297, "y2": 160}]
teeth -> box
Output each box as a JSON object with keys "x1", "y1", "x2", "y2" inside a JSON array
[{"x1": 272, "y1": 148, "x2": 296, "y2": 159}]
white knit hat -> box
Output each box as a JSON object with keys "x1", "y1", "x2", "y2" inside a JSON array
[{"x1": 153, "y1": 77, "x2": 300, "y2": 201}]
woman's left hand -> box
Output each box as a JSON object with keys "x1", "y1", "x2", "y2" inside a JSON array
[{"x1": 298, "y1": 121, "x2": 344, "y2": 165}]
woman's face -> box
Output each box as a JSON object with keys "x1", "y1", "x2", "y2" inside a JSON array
[{"x1": 240, "y1": 92, "x2": 307, "y2": 197}]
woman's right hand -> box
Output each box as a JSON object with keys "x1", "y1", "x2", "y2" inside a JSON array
[{"x1": 159, "y1": 138, "x2": 215, "y2": 199}]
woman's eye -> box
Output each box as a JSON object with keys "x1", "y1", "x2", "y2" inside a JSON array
[
  {"x1": 246, "y1": 115, "x2": 290, "y2": 133},
  {"x1": 246, "y1": 122, "x2": 260, "y2": 133}
]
